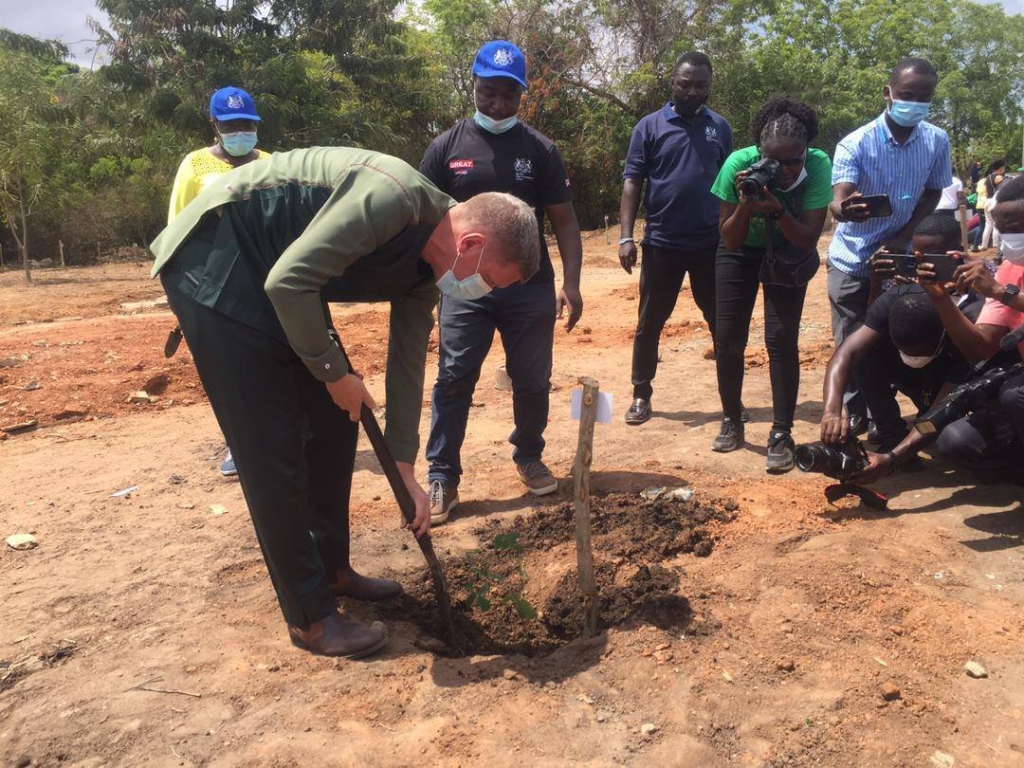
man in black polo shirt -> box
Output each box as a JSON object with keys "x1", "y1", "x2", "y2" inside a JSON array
[
  {"x1": 619, "y1": 51, "x2": 733, "y2": 424},
  {"x1": 422, "y1": 40, "x2": 584, "y2": 524}
]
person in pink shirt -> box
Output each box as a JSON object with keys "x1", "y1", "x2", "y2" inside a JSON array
[{"x1": 922, "y1": 173, "x2": 1024, "y2": 476}]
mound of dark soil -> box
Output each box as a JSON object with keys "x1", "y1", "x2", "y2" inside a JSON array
[{"x1": 377, "y1": 492, "x2": 736, "y2": 656}]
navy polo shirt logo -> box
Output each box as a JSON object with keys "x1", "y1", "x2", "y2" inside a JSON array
[{"x1": 705, "y1": 125, "x2": 718, "y2": 141}]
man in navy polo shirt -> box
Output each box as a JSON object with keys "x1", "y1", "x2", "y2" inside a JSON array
[
  {"x1": 827, "y1": 57, "x2": 952, "y2": 437},
  {"x1": 422, "y1": 40, "x2": 584, "y2": 524},
  {"x1": 619, "y1": 51, "x2": 733, "y2": 425}
]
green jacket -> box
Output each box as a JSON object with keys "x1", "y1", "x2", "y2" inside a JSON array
[{"x1": 150, "y1": 146, "x2": 456, "y2": 462}]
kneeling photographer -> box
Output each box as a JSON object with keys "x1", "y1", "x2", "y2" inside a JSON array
[
  {"x1": 710, "y1": 97, "x2": 832, "y2": 472},
  {"x1": 921, "y1": 174, "x2": 1024, "y2": 478},
  {"x1": 819, "y1": 214, "x2": 989, "y2": 473}
]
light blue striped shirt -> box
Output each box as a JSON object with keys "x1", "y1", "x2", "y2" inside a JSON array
[{"x1": 828, "y1": 114, "x2": 952, "y2": 277}]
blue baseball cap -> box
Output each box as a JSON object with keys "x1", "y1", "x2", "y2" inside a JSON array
[
  {"x1": 209, "y1": 87, "x2": 261, "y2": 122},
  {"x1": 472, "y1": 40, "x2": 528, "y2": 89}
]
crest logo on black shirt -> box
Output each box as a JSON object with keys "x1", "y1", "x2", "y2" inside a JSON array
[{"x1": 514, "y1": 158, "x2": 533, "y2": 181}]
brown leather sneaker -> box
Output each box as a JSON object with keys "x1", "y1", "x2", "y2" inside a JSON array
[
  {"x1": 428, "y1": 480, "x2": 459, "y2": 524},
  {"x1": 516, "y1": 460, "x2": 559, "y2": 496},
  {"x1": 288, "y1": 612, "x2": 388, "y2": 658}
]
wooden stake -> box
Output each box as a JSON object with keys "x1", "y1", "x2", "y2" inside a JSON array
[
  {"x1": 573, "y1": 376, "x2": 600, "y2": 637},
  {"x1": 604, "y1": 215, "x2": 610, "y2": 245},
  {"x1": 59, "y1": 240, "x2": 65, "y2": 268},
  {"x1": 958, "y1": 203, "x2": 970, "y2": 251}
]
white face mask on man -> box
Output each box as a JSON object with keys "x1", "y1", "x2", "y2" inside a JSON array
[{"x1": 436, "y1": 247, "x2": 493, "y2": 300}]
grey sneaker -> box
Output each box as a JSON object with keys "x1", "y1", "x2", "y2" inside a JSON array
[
  {"x1": 766, "y1": 431, "x2": 796, "y2": 474},
  {"x1": 517, "y1": 461, "x2": 559, "y2": 496},
  {"x1": 428, "y1": 480, "x2": 459, "y2": 525},
  {"x1": 711, "y1": 417, "x2": 744, "y2": 452},
  {"x1": 219, "y1": 449, "x2": 237, "y2": 477}
]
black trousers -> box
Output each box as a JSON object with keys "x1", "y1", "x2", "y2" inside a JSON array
[
  {"x1": 935, "y1": 372, "x2": 1024, "y2": 474},
  {"x1": 631, "y1": 244, "x2": 717, "y2": 400},
  {"x1": 715, "y1": 249, "x2": 808, "y2": 432},
  {"x1": 163, "y1": 283, "x2": 355, "y2": 629}
]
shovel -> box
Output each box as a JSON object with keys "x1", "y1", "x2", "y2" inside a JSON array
[
  {"x1": 357, "y1": 403, "x2": 457, "y2": 647},
  {"x1": 330, "y1": 334, "x2": 456, "y2": 647}
]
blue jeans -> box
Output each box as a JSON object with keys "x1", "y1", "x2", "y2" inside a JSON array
[{"x1": 427, "y1": 281, "x2": 556, "y2": 488}]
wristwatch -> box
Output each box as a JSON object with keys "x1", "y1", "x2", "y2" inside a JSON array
[{"x1": 1000, "y1": 284, "x2": 1020, "y2": 306}]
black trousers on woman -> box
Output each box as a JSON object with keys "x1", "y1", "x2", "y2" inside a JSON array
[{"x1": 715, "y1": 247, "x2": 809, "y2": 433}]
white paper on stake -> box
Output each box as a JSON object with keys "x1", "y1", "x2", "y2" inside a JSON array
[{"x1": 571, "y1": 388, "x2": 613, "y2": 424}]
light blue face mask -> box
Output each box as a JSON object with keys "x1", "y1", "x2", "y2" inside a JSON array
[
  {"x1": 220, "y1": 130, "x2": 258, "y2": 157},
  {"x1": 888, "y1": 99, "x2": 931, "y2": 128},
  {"x1": 473, "y1": 110, "x2": 518, "y2": 134},
  {"x1": 436, "y1": 247, "x2": 493, "y2": 300}
]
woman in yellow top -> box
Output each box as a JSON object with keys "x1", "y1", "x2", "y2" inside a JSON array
[
  {"x1": 168, "y1": 86, "x2": 271, "y2": 223},
  {"x1": 169, "y1": 86, "x2": 270, "y2": 476}
]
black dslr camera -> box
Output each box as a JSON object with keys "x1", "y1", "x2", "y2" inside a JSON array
[
  {"x1": 915, "y1": 361, "x2": 1024, "y2": 436},
  {"x1": 738, "y1": 158, "x2": 783, "y2": 201},
  {"x1": 795, "y1": 436, "x2": 868, "y2": 480}
]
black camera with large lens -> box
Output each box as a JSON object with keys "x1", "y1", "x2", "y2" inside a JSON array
[
  {"x1": 915, "y1": 361, "x2": 1024, "y2": 436},
  {"x1": 795, "y1": 437, "x2": 867, "y2": 480},
  {"x1": 738, "y1": 158, "x2": 783, "y2": 201}
]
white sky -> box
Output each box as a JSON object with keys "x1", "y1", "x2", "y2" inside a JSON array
[{"x1": 4, "y1": 0, "x2": 1024, "y2": 68}]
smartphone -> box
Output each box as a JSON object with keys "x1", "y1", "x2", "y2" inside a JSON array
[
  {"x1": 859, "y1": 194, "x2": 893, "y2": 218},
  {"x1": 889, "y1": 253, "x2": 963, "y2": 283},
  {"x1": 918, "y1": 253, "x2": 964, "y2": 284}
]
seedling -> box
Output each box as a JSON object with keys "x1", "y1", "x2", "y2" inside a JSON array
[{"x1": 462, "y1": 531, "x2": 537, "y2": 620}]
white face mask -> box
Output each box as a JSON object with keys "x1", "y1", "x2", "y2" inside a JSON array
[
  {"x1": 899, "y1": 351, "x2": 937, "y2": 369},
  {"x1": 999, "y1": 231, "x2": 1024, "y2": 264},
  {"x1": 436, "y1": 247, "x2": 493, "y2": 300}
]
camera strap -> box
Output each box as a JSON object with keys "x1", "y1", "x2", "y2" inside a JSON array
[{"x1": 824, "y1": 482, "x2": 889, "y2": 511}]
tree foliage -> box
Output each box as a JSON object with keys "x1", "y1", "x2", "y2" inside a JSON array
[{"x1": 1, "y1": 0, "x2": 1023, "y2": 276}]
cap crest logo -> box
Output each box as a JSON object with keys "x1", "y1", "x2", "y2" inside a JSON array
[
  {"x1": 493, "y1": 48, "x2": 515, "y2": 67},
  {"x1": 226, "y1": 94, "x2": 245, "y2": 109}
]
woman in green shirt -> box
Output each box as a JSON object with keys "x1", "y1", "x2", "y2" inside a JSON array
[{"x1": 709, "y1": 98, "x2": 833, "y2": 472}]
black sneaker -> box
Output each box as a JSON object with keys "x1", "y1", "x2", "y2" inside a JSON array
[
  {"x1": 766, "y1": 431, "x2": 796, "y2": 474},
  {"x1": 625, "y1": 398, "x2": 651, "y2": 425},
  {"x1": 711, "y1": 418, "x2": 744, "y2": 452},
  {"x1": 739, "y1": 402, "x2": 750, "y2": 423}
]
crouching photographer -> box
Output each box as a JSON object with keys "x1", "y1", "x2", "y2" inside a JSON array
[
  {"x1": 921, "y1": 174, "x2": 1024, "y2": 478},
  {"x1": 710, "y1": 97, "x2": 832, "y2": 472},
  {"x1": 816, "y1": 213, "x2": 1013, "y2": 483}
]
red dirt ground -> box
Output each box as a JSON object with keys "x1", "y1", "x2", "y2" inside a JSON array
[{"x1": 2, "y1": 234, "x2": 1022, "y2": 767}]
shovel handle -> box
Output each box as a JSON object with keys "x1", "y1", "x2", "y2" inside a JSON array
[{"x1": 359, "y1": 404, "x2": 418, "y2": 527}]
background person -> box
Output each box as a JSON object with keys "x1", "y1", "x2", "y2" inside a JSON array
[
  {"x1": 934, "y1": 175, "x2": 964, "y2": 219},
  {"x1": 826, "y1": 57, "x2": 952, "y2": 436},
  {"x1": 709, "y1": 97, "x2": 832, "y2": 472},
  {"x1": 618, "y1": 51, "x2": 733, "y2": 426},
  {"x1": 820, "y1": 214, "x2": 992, "y2": 463},
  {"x1": 151, "y1": 146, "x2": 541, "y2": 657},
  {"x1": 978, "y1": 159, "x2": 1006, "y2": 251},
  {"x1": 923, "y1": 174, "x2": 1024, "y2": 477},
  {"x1": 167, "y1": 86, "x2": 271, "y2": 477},
  {"x1": 420, "y1": 40, "x2": 584, "y2": 524}
]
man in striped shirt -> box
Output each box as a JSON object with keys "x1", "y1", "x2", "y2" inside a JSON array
[{"x1": 827, "y1": 57, "x2": 953, "y2": 434}]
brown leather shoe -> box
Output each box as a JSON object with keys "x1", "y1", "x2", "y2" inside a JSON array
[
  {"x1": 327, "y1": 568, "x2": 404, "y2": 602},
  {"x1": 288, "y1": 612, "x2": 388, "y2": 658}
]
